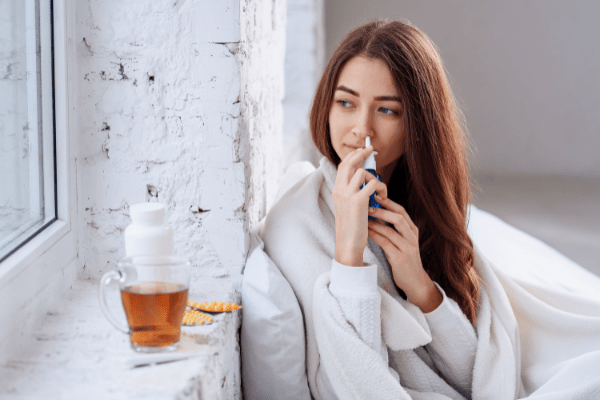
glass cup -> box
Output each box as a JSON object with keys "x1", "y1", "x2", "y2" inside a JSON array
[{"x1": 98, "y1": 256, "x2": 191, "y2": 353}]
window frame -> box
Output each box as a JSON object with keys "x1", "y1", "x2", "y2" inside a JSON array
[
  {"x1": 0, "y1": 0, "x2": 75, "y2": 287},
  {"x1": 0, "y1": 0, "x2": 56, "y2": 263}
]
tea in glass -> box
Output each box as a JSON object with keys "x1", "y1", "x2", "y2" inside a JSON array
[
  {"x1": 121, "y1": 281, "x2": 188, "y2": 349},
  {"x1": 98, "y1": 256, "x2": 191, "y2": 353}
]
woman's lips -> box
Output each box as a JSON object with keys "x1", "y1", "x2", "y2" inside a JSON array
[{"x1": 346, "y1": 144, "x2": 376, "y2": 152}]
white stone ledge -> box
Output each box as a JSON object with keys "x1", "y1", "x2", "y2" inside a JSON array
[{"x1": 0, "y1": 278, "x2": 242, "y2": 399}]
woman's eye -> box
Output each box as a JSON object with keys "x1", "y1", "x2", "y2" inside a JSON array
[
  {"x1": 337, "y1": 100, "x2": 352, "y2": 107},
  {"x1": 379, "y1": 107, "x2": 396, "y2": 115}
]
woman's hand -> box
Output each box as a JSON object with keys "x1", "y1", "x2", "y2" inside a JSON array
[
  {"x1": 332, "y1": 147, "x2": 388, "y2": 267},
  {"x1": 367, "y1": 197, "x2": 443, "y2": 313}
]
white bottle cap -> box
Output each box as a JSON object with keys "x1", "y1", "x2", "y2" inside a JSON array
[
  {"x1": 363, "y1": 137, "x2": 378, "y2": 171},
  {"x1": 130, "y1": 203, "x2": 166, "y2": 223}
]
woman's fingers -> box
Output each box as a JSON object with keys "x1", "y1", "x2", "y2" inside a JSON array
[
  {"x1": 348, "y1": 167, "x2": 367, "y2": 190},
  {"x1": 337, "y1": 147, "x2": 375, "y2": 184},
  {"x1": 364, "y1": 170, "x2": 388, "y2": 199},
  {"x1": 368, "y1": 225, "x2": 401, "y2": 259},
  {"x1": 360, "y1": 178, "x2": 387, "y2": 201},
  {"x1": 374, "y1": 196, "x2": 418, "y2": 238},
  {"x1": 368, "y1": 219, "x2": 410, "y2": 253},
  {"x1": 368, "y1": 207, "x2": 417, "y2": 246},
  {"x1": 348, "y1": 168, "x2": 388, "y2": 198}
]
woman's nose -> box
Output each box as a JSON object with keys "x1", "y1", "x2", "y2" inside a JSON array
[{"x1": 351, "y1": 110, "x2": 373, "y2": 140}]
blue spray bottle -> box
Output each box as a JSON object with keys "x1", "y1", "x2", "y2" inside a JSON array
[{"x1": 360, "y1": 137, "x2": 382, "y2": 221}]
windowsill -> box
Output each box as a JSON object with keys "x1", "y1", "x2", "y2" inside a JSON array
[
  {"x1": 0, "y1": 277, "x2": 242, "y2": 399},
  {"x1": 0, "y1": 220, "x2": 70, "y2": 287}
]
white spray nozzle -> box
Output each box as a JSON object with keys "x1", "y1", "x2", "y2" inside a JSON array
[{"x1": 363, "y1": 137, "x2": 378, "y2": 171}]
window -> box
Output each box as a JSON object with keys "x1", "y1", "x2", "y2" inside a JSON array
[
  {"x1": 0, "y1": 0, "x2": 56, "y2": 262},
  {"x1": 0, "y1": 0, "x2": 75, "y2": 364}
]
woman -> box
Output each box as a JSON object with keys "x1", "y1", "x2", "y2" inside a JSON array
[{"x1": 260, "y1": 19, "x2": 600, "y2": 400}]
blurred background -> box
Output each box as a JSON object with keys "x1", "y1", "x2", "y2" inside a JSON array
[{"x1": 283, "y1": 0, "x2": 600, "y2": 276}]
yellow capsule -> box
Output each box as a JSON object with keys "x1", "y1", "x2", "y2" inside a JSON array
[
  {"x1": 183, "y1": 309, "x2": 213, "y2": 325},
  {"x1": 189, "y1": 309, "x2": 213, "y2": 322},
  {"x1": 186, "y1": 300, "x2": 242, "y2": 312}
]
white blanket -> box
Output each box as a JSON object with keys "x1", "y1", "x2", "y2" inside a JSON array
[{"x1": 261, "y1": 157, "x2": 600, "y2": 399}]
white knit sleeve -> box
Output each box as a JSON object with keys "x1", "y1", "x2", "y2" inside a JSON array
[
  {"x1": 423, "y1": 281, "x2": 477, "y2": 398},
  {"x1": 311, "y1": 265, "x2": 410, "y2": 399},
  {"x1": 328, "y1": 260, "x2": 385, "y2": 357}
]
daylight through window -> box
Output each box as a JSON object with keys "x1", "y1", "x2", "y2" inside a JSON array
[{"x1": 0, "y1": 0, "x2": 56, "y2": 262}]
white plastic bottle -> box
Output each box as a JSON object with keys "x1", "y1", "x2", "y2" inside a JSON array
[{"x1": 124, "y1": 203, "x2": 175, "y2": 257}]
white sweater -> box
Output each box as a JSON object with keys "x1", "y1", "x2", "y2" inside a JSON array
[{"x1": 329, "y1": 248, "x2": 478, "y2": 398}]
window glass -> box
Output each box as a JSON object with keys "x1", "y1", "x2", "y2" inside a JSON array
[{"x1": 0, "y1": 0, "x2": 56, "y2": 262}]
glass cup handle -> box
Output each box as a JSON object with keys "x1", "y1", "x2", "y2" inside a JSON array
[{"x1": 98, "y1": 269, "x2": 130, "y2": 334}]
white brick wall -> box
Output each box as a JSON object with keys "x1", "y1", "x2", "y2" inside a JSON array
[
  {"x1": 240, "y1": 0, "x2": 286, "y2": 224},
  {"x1": 76, "y1": 0, "x2": 285, "y2": 283}
]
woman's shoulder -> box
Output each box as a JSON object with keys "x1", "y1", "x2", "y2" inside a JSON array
[
  {"x1": 265, "y1": 157, "x2": 336, "y2": 222},
  {"x1": 263, "y1": 166, "x2": 325, "y2": 230},
  {"x1": 258, "y1": 157, "x2": 338, "y2": 267},
  {"x1": 260, "y1": 159, "x2": 336, "y2": 252},
  {"x1": 259, "y1": 160, "x2": 337, "y2": 291}
]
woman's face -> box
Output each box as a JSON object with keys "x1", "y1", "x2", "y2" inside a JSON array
[{"x1": 328, "y1": 56, "x2": 406, "y2": 182}]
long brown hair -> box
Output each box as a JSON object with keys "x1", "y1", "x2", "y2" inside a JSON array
[{"x1": 310, "y1": 20, "x2": 480, "y2": 324}]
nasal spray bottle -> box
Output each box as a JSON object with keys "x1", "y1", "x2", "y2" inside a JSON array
[{"x1": 360, "y1": 137, "x2": 382, "y2": 221}]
